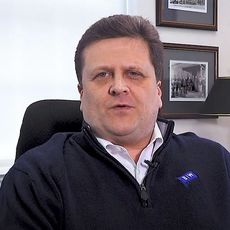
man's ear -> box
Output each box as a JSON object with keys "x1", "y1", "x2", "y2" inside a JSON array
[
  {"x1": 157, "y1": 81, "x2": 162, "y2": 96},
  {"x1": 157, "y1": 81, "x2": 163, "y2": 108},
  {"x1": 78, "y1": 84, "x2": 83, "y2": 98}
]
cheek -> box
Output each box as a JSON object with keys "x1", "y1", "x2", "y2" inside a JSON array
[
  {"x1": 79, "y1": 89, "x2": 93, "y2": 113},
  {"x1": 141, "y1": 88, "x2": 162, "y2": 113},
  {"x1": 144, "y1": 87, "x2": 162, "y2": 113},
  {"x1": 158, "y1": 96, "x2": 163, "y2": 109},
  {"x1": 79, "y1": 91, "x2": 95, "y2": 122},
  {"x1": 80, "y1": 87, "x2": 104, "y2": 113}
]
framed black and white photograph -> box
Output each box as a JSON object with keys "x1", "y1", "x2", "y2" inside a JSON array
[
  {"x1": 168, "y1": 0, "x2": 207, "y2": 13},
  {"x1": 156, "y1": 0, "x2": 217, "y2": 31},
  {"x1": 169, "y1": 60, "x2": 208, "y2": 102},
  {"x1": 160, "y1": 43, "x2": 218, "y2": 119}
]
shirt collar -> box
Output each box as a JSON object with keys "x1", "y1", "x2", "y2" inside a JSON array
[
  {"x1": 97, "y1": 122, "x2": 163, "y2": 151},
  {"x1": 96, "y1": 123, "x2": 163, "y2": 184}
]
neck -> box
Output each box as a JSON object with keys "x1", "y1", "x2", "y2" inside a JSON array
[
  {"x1": 110, "y1": 131, "x2": 153, "y2": 163},
  {"x1": 126, "y1": 147, "x2": 145, "y2": 163}
]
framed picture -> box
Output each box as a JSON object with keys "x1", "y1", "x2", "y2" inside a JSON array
[
  {"x1": 156, "y1": 0, "x2": 217, "y2": 31},
  {"x1": 159, "y1": 43, "x2": 218, "y2": 119}
]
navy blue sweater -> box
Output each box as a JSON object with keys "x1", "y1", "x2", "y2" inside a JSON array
[{"x1": 0, "y1": 119, "x2": 230, "y2": 229}]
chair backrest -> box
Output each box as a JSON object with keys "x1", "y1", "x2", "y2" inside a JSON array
[{"x1": 16, "y1": 99, "x2": 83, "y2": 161}]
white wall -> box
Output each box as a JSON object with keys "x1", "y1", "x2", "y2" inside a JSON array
[
  {"x1": 0, "y1": 0, "x2": 229, "y2": 173},
  {"x1": 128, "y1": 0, "x2": 230, "y2": 151}
]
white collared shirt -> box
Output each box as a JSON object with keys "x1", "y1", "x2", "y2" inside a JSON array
[{"x1": 97, "y1": 123, "x2": 163, "y2": 184}]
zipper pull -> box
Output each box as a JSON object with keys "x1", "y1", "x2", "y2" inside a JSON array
[{"x1": 140, "y1": 183, "x2": 149, "y2": 208}]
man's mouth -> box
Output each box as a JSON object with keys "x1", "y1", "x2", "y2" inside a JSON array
[{"x1": 111, "y1": 104, "x2": 134, "y2": 110}]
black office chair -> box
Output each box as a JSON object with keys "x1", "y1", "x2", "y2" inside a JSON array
[{"x1": 15, "y1": 99, "x2": 83, "y2": 161}]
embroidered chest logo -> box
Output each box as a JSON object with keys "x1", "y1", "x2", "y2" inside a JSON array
[{"x1": 177, "y1": 171, "x2": 198, "y2": 187}]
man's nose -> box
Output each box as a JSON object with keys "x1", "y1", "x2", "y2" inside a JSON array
[{"x1": 108, "y1": 75, "x2": 129, "y2": 96}]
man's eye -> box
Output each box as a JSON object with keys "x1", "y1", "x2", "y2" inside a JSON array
[
  {"x1": 127, "y1": 71, "x2": 142, "y2": 78},
  {"x1": 95, "y1": 71, "x2": 111, "y2": 79}
]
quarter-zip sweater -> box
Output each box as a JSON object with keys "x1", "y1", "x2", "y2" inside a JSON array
[{"x1": 0, "y1": 119, "x2": 230, "y2": 230}]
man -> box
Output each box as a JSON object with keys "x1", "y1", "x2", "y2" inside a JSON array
[{"x1": 0, "y1": 14, "x2": 230, "y2": 229}]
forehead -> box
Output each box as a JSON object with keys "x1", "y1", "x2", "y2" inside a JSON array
[
  {"x1": 85, "y1": 36, "x2": 148, "y2": 49},
  {"x1": 82, "y1": 37, "x2": 151, "y2": 65}
]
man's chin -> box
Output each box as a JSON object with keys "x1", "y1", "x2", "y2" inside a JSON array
[{"x1": 106, "y1": 126, "x2": 139, "y2": 141}]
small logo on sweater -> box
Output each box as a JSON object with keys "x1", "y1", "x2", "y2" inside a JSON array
[{"x1": 177, "y1": 171, "x2": 198, "y2": 187}]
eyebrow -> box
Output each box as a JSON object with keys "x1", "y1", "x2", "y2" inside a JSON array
[{"x1": 93, "y1": 64, "x2": 143, "y2": 70}]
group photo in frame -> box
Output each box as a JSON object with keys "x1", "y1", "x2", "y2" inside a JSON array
[
  {"x1": 169, "y1": 60, "x2": 208, "y2": 102},
  {"x1": 160, "y1": 43, "x2": 218, "y2": 119},
  {"x1": 156, "y1": 0, "x2": 217, "y2": 31}
]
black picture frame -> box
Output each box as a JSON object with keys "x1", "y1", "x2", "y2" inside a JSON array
[
  {"x1": 159, "y1": 43, "x2": 219, "y2": 119},
  {"x1": 156, "y1": 0, "x2": 217, "y2": 31}
]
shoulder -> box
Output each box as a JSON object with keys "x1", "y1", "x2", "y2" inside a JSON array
[
  {"x1": 168, "y1": 132, "x2": 230, "y2": 178},
  {"x1": 12, "y1": 132, "x2": 76, "y2": 180},
  {"x1": 172, "y1": 132, "x2": 227, "y2": 149},
  {"x1": 171, "y1": 132, "x2": 230, "y2": 163}
]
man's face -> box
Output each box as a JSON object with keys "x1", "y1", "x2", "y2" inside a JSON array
[{"x1": 79, "y1": 37, "x2": 162, "y2": 145}]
